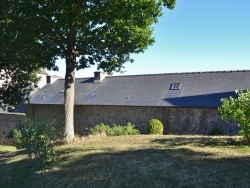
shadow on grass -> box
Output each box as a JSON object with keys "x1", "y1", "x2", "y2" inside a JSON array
[
  {"x1": 151, "y1": 136, "x2": 249, "y2": 147},
  {"x1": 0, "y1": 149, "x2": 36, "y2": 188},
  {"x1": 0, "y1": 149, "x2": 27, "y2": 163},
  {"x1": 1, "y1": 142, "x2": 250, "y2": 188},
  {"x1": 33, "y1": 148, "x2": 250, "y2": 187}
]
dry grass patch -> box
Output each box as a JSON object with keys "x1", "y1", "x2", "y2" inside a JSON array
[
  {"x1": 1, "y1": 135, "x2": 250, "y2": 187},
  {"x1": 0, "y1": 145, "x2": 16, "y2": 152}
]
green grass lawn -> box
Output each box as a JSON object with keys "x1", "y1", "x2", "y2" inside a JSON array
[
  {"x1": 1, "y1": 135, "x2": 250, "y2": 188},
  {"x1": 0, "y1": 145, "x2": 16, "y2": 152}
]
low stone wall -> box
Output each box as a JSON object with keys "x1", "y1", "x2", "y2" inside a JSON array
[
  {"x1": 0, "y1": 113, "x2": 26, "y2": 144},
  {"x1": 26, "y1": 104, "x2": 238, "y2": 136}
]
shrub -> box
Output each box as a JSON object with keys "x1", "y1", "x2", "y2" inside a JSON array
[
  {"x1": 90, "y1": 123, "x2": 111, "y2": 135},
  {"x1": 208, "y1": 127, "x2": 224, "y2": 136},
  {"x1": 147, "y1": 119, "x2": 164, "y2": 135},
  {"x1": 218, "y1": 89, "x2": 250, "y2": 143},
  {"x1": 90, "y1": 122, "x2": 140, "y2": 136},
  {"x1": 13, "y1": 119, "x2": 65, "y2": 167}
]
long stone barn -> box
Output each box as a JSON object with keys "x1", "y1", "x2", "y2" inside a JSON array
[{"x1": 26, "y1": 70, "x2": 250, "y2": 136}]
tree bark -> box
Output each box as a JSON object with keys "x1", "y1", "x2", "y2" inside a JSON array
[{"x1": 64, "y1": 49, "x2": 76, "y2": 142}]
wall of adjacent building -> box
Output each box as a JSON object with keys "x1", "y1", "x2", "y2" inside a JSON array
[
  {"x1": 25, "y1": 104, "x2": 238, "y2": 136},
  {"x1": 0, "y1": 113, "x2": 26, "y2": 144}
]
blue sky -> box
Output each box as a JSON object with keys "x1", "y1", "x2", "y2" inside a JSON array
[{"x1": 49, "y1": 0, "x2": 250, "y2": 78}]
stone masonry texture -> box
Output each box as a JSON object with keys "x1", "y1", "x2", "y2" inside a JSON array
[
  {"x1": 0, "y1": 113, "x2": 26, "y2": 144},
  {"x1": 26, "y1": 104, "x2": 238, "y2": 136}
]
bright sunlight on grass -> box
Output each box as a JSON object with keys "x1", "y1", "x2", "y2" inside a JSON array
[
  {"x1": 0, "y1": 145, "x2": 16, "y2": 152},
  {"x1": 1, "y1": 135, "x2": 250, "y2": 187}
]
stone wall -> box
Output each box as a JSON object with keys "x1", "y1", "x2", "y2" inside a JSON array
[
  {"x1": 0, "y1": 113, "x2": 26, "y2": 144},
  {"x1": 26, "y1": 104, "x2": 64, "y2": 121},
  {"x1": 26, "y1": 104, "x2": 238, "y2": 136}
]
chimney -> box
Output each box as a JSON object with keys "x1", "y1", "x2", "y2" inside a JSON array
[
  {"x1": 94, "y1": 71, "x2": 107, "y2": 83},
  {"x1": 46, "y1": 75, "x2": 51, "y2": 84}
]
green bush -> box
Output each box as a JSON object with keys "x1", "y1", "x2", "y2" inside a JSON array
[
  {"x1": 147, "y1": 119, "x2": 164, "y2": 135},
  {"x1": 208, "y1": 127, "x2": 224, "y2": 136},
  {"x1": 90, "y1": 122, "x2": 140, "y2": 136},
  {"x1": 219, "y1": 89, "x2": 250, "y2": 143},
  {"x1": 89, "y1": 123, "x2": 111, "y2": 135},
  {"x1": 13, "y1": 119, "x2": 65, "y2": 167}
]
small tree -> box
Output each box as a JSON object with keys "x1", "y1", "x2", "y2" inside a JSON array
[
  {"x1": 218, "y1": 90, "x2": 250, "y2": 143},
  {"x1": 14, "y1": 119, "x2": 65, "y2": 167}
]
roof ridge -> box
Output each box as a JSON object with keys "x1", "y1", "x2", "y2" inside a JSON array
[
  {"x1": 75, "y1": 77, "x2": 93, "y2": 80},
  {"x1": 107, "y1": 69, "x2": 250, "y2": 78},
  {"x1": 61, "y1": 70, "x2": 250, "y2": 79}
]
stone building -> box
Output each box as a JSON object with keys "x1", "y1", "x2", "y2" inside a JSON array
[
  {"x1": 0, "y1": 69, "x2": 62, "y2": 113},
  {"x1": 0, "y1": 69, "x2": 63, "y2": 143},
  {"x1": 26, "y1": 70, "x2": 250, "y2": 135},
  {"x1": 36, "y1": 69, "x2": 62, "y2": 90}
]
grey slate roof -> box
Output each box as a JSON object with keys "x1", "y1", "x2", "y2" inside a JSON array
[{"x1": 29, "y1": 70, "x2": 250, "y2": 108}]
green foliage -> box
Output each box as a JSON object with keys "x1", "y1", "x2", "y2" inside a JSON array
[
  {"x1": 13, "y1": 119, "x2": 65, "y2": 167},
  {"x1": 1, "y1": 1, "x2": 176, "y2": 74},
  {"x1": 147, "y1": 119, "x2": 164, "y2": 135},
  {"x1": 90, "y1": 122, "x2": 140, "y2": 136},
  {"x1": 0, "y1": 1, "x2": 58, "y2": 111},
  {"x1": 90, "y1": 123, "x2": 110, "y2": 135},
  {"x1": 218, "y1": 89, "x2": 250, "y2": 143},
  {"x1": 0, "y1": 69, "x2": 40, "y2": 111},
  {"x1": 1, "y1": 0, "x2": 175, "y2": 140},
  {"x1": 208, "y1": 127, "x2": 224, "y2": 136}
]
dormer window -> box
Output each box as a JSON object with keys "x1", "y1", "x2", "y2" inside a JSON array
[{"x1": 170, "y1": 83, "x2": 182, "y2": 90}]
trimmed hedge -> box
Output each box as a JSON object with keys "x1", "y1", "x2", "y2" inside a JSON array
[{"x1": 147, "y1": 119, "x2": 164, "y2": 135}]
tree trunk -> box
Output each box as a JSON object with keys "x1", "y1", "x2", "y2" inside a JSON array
[{"x1": 64, "y1": 51, "x2": 76, "y2": 142}]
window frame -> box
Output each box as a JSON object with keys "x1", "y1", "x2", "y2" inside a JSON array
[{"x1": 170, "y1": 83, "x2": 182, "y2": 90}]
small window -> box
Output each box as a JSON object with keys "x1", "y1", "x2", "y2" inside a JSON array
[
  {"x1": 170, "y1": 83, "x2": 182, "y2": 90},
  {"x1": 46, "y1": 76, "x2": 51, "y2": 84}
]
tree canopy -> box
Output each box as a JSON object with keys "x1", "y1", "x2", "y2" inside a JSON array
[
  {"x1": 0, "y1": 0, "x2": 176, "y2": 141},
  {"x1": 0, "y1": 0, "x2": 58, "y2": 111}
]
